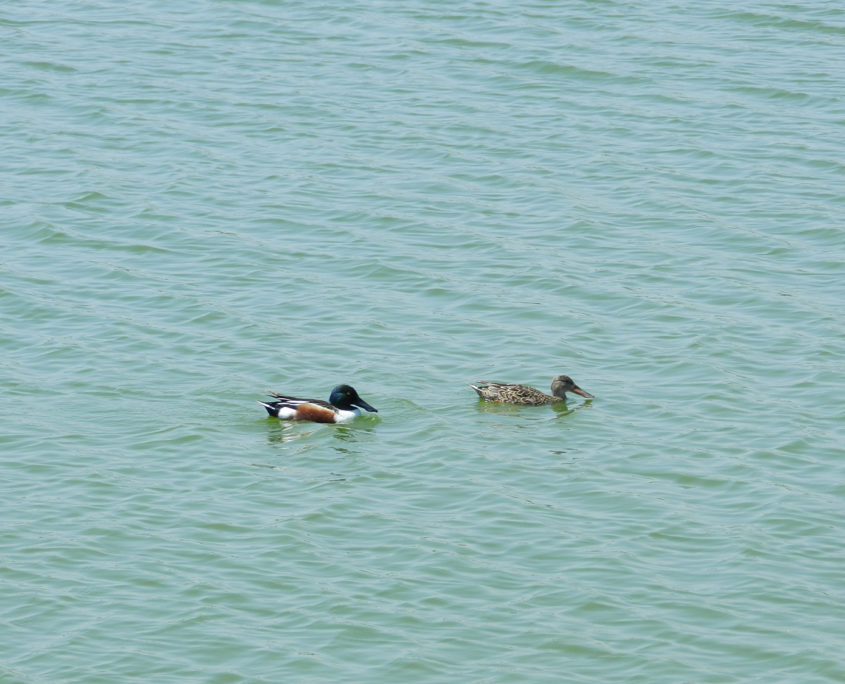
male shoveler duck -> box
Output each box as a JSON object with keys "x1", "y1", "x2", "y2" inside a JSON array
[
  {"x1": 470, "y1": 375, "x2": 594, "y2": 406},
  {"x1": 258, "y1": 384, "x2": 377, "y2": 424}
]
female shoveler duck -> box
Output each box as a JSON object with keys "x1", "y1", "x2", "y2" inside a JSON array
[
  {"x1": 470, "y1": 375, "x2": 594, "y2": 406},
  {"x1": 258, "y1": 384, "x2": 378, "y2": 424}
]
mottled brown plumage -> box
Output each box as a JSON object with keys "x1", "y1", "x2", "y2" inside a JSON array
[{"x1": 470, "y1": 375, "x2": 593, "y2": 405}]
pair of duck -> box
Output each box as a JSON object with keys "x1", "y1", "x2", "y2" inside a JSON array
[{"x1": 258, "y1": 375, "x2": 594, "y2": 424}]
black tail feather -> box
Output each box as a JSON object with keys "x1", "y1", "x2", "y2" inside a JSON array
[{"x1": 257, "y1": 401, "x2": 279, "y2": 417}]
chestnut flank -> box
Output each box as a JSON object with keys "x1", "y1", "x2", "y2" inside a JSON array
[{"x1": 295, "y1": 404, "x2": 338, "y2": 423}]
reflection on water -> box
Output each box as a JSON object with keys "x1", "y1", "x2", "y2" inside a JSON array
[
  {"x1": 255, "y1": 415, "x2": 380, "y2": 479},
  {"x1": 472, "y1": 399, "x2": 525, "y2": 416},
  {"x1": 262, "y1": 415, "x2": 381, "y2": 448},
  {"x1": 552, "y1": 399, "x2": 594, "y2": 418},
  {"x1": 331, "y1": 420, "x2": 380, "y2": 443},
  {"x1": 262, "y1": 418, "x2": 320, "y2": 446},
  {"x1": 472, "y1": 398, "x2": 592, "y2": 419}
]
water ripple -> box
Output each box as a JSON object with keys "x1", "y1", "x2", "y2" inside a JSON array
[{"x1": 2, "y1": 0, "x2": 845, "y2": 681}]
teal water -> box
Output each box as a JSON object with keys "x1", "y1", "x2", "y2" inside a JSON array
[{"x1": 2, "y1": 1, "x2": 845, "y2": 681}]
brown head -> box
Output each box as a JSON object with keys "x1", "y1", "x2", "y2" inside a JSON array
[{"x1": 551, "y1": 375, "x2": 594, "y2": 400}]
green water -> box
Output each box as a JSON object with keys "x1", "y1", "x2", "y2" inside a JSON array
[{"x1": 2, "y1": 1, "x2": 844, "y2": 681}]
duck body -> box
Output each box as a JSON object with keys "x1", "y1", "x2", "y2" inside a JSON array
[
  {"x1": 470, "y1": 375, "x2": 593, "y2": 406},
  {"x1": 258, "y1": 384, "x2": 377, "y2": 424}
]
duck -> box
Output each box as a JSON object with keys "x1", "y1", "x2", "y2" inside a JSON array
[
  {"x1": 470, "y1": 375, "x2": 593, "y2": 406},
  {"x1": 258, "y1": 384, "x2": 377, "y2": 423}
]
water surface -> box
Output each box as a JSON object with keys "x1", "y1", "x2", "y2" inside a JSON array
[{"x1": 2, "y1": 1, "x2": 844, "y2": 681}]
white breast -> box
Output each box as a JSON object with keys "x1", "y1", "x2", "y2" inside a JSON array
[{"x1": 332, "y1": 408, "x2": 361, "y2": 423}]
